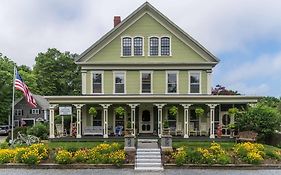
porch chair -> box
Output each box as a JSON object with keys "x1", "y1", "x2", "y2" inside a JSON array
[
  {"x1": 115, "y1": 125, "x2": 123, "y2": 136},
  {"x1": 189, "y1": 123, "x2": 198, "y2": 136},
  {"x1": 199, "y1": 123, "x2": 208, "y2": 136},
  {"x1": 55, "y1": 124, "x2": 63, "y2": 137},
  {"x1": 176, "y1": 122, "x2": 183, "y2": 136}
]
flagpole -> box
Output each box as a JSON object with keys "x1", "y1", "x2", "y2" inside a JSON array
[{"x1": 11, "y1": 66, "x2": 16, "y2": 142}]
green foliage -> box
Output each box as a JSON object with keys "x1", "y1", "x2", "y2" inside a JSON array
[
  {"x1": 0, "y1": 142, "x2": 9, "y2": 149},
  {"x1": 236, "y1": 104, "x2": 281, "y2": 142},
  {"x1": 55, "y1": 150, "x2": 73, "y2": 164},
  {"x1": 234, "y1": 142, "x2": 265, "y2": 164},
  {"x1": 228, "y1": 107, "x2": 239, "y2": 115},
  {"x1": 163, "y1": 119, "x2": 169, "y2": 128},
  {"x1": 126, "y1": 121, "x2": 131, "y2": 129},
  {"x1": 169, "y1": 106, "x2": 178, "y2": 117},
  {"x1": 114, "y1": 106, "x2": 125, "y2": 117},
  {"x1": 27, "y1": 122, "x2": 49, "y2": 140},
  {"x1": 195, "y1": 107, "x2": 204, "y2": 117},
  {"x1": 33, "y1": 48, "x2": 81, "y2": 96},
  {"x1": 88, "y1": 107, "x2": 97, "y2": 117}
]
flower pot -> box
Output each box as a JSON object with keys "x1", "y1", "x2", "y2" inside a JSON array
[{"x1": 163, "y1": 128, "x2": 170, "y2": 135}]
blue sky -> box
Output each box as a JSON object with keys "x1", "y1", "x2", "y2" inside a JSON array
[{"x1": 0, "y1": 0, "x2": 281, "y2": 97}]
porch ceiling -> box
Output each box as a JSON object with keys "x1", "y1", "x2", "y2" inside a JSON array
[{"x1": 44, "y1": 95, "x2": 261, "y2": 104}]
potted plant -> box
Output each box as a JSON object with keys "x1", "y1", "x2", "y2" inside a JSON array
[
  {"x1": 162, "y1": 119, "x2": 170, "y2": 135},
  {"x1": 88, "y1": 107, "x2": 97, "y2": 118},
  {"x1": 195, "y1": 107, "x2": 204, "y2": 118},
  {"x1": 115, "y1": 106, "x2": 125, "y2": 118},
  {"x1": 228, "y1": 107, "x2": 239, "y2": 116},
  {"x1": 169, "y1": 106, "x2": 178, "y2": 118},
  {"x1": 125, "y1": 121, "x2": 133, "y2": 135}
]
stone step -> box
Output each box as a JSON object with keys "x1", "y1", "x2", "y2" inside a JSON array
[
  {"x1": 137, "y1": 152, "x2": 161, "y2": 156},
  {"x1": 137, "y1": 139, "x2": 158, "y2": 143},
  {"x1": 135, "y1": 167, "x2": 164, "y2": 171},
  {"x1": 137, "y1": 148, "x2": 160, "y2": 152},
  {"x1": 136, "y1": 155, "x2": 161, "y2": 159},
  {"x1": 135, "y1": 162, "x2": 162, "y2": 167},
  {"x1": 136, "y1": 158, "x2": 161, "y2": 163}
]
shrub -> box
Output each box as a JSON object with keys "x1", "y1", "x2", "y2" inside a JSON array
[
  {"x1": 21, "y1": 149, "x2": 41, "y2": 165},
  {"x1": 0, "y1": 149, "x2": 16, "y2": 164},
  {"x1": 15, "y1": 147, "x2": 28, "y2": 163},
  {"x1": 108, "y1": 150, "x2": 126, "y2": 166},
  {"x1": 234, "y1": 142, "x2": 265, "y2": 164},
  {"x1": 55, "y1": 150, "x2": 73, "y2": 164},
  {"x1": 265, "y1": 149, "x2": 281, "y2": 160},
  {"x1": 27, "y1": 123, "x2": 49, "y2": 140},
  {"x1": 73, "y1": 149, "x2": 89, "y2": 163},
  {"x1": 172, "y1": 147, "x2": 187, "y2": 166},
  {"x1": 29, "y1": 143, "x2": 49, "y2": 160},
  {"x1": 0, "y1": 142, "x2": 9, "y2": 149}
]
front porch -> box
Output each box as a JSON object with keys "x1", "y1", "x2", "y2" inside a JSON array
[{"x1": 45, "y1": 95, "x2": 260, "y2": 140}]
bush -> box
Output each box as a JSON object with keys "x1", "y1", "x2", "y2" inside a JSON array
[
  {"x1": 21, "y1": 149, "x2": 41, "y2": 165},
  {"x1": 108, "y1": 150, "x2": 126, "y2": 166},
  {"x1": 234, "y1": 142, "x2": 265, "y2": 164},
  {"x1": 27, "y1": 123, "x2": 49, "y2": 140},
  {"x1": 0, "y1": 142, "x2": 9, "y2": 149},
  {"x1": 29, "y1": 143, "x2": 49, "y2": 160},
  {"x1": 0, "y1": 149, "x2": 16, "y2": 164},
  {"x1": 55, "y1": 150, "x2": 73, "y2": 164},
  {"x1": 172, "y1": 147, "x2": 187, "y2": 166},
  {"x1": 73, "y1": 149, "x2": 89, "y2": 163},
  {"x1": 6, "y1": 126, "x2": 29, "y2": 142}
]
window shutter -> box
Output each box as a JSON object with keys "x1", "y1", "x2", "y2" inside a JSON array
[
  {"x1": 22, "y1": 110, "x2": 24, "y2": 116},
  {"x1": 39, "y1": 110, "x2": 41, "y2": 114},
  {"x1": 30, "y1": 109, "x2": 32, "y2": 114}
]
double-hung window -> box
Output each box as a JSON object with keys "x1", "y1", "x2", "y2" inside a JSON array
[
  {"x1": 122, "y1": 37, "x2": 132, "y2": 56},
  {"x1": 141, "y1": 72, "x2": 152, "y2": 93},
  {"x1": 167, "y1": 72, "x2": 178, "y2": 93},
  {"x1": 189, "y1": 72, "x2": 200, "y2": 94},
  {"x1": 161, "y1": 37, "x2": 170, "y2": 56},
  {"x1": 31, "y1": 109, "x2": 40, "y2": 115},
  {"x1": 92, "y1": 72, "x2": 103, "y2": 93},
  {"x1": 134, "y1": 37, "x2": 143, "y2": 56},
  {"x1": 114, "y1": 72, "x2": 125, "y2": 93},
  {"x1": 149, "y1": 37, "x2": 159, "y2": 56},
  {"x1": 15, "y1": 109, "x2": 23, "y2": 116}
]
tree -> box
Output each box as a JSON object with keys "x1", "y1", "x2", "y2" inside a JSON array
[
  {"x1": 212, "y1": 85, "x2": 240, "y2": 95},
  {"x1": 236, "y1": 104, "x2": 281, "y2": 143},
  {"x1": 0, "y1": 53, "x2": 15, "y2": 124},
  {"x1": 33, "y1": 48, "x2": 81, "y2": 96}
]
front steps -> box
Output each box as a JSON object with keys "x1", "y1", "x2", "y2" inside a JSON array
[{"x1": 135, "y1": 139, "x2": 163, "y2": 171}]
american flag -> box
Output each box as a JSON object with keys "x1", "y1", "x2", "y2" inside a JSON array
[{"x1": 15, "y1": 69, "x2": 37, "y2": 108}]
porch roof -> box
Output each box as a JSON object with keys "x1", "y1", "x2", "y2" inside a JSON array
[{"x1": 44, "y1": 95, "x2": 261, "y2": 104}]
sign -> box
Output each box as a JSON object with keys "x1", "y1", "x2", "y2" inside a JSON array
[{"x1": 59, "y1": 107, "x2": 72, "y2": 115}]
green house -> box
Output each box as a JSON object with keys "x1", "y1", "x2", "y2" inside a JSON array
[{"x1": 46, "y1": 2, "x2": 260, "y2": 139}]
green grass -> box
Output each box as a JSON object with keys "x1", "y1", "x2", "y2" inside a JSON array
[{"x1": 47, "y1": 141, "x2": 124, "y2": 151}]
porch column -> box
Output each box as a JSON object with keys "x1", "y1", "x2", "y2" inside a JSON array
[
  {"x1": 74, "y1": 104, "x2": 85, "y2": 138},
  {"x1": 44, "y1": 110, "x2": 48, "y2": 121},
  {"x1": 208, "y1": 104, "x2": 218, "y2": 139},
  {"x1": 155, "y1": 104, "x2": 166, "y2": 138},
  {"x1": 181, "y1": 104, "x2": 192, "y2": 138},
  {"x1": 101, "y1": 104, "x2": 111, "y2": 138},
  {"x1": 128, "y1": 104, "x2": 139, "y2": 137},
  {"x1": 49, "y1": 104, "x2": 58, "y2": 139}
]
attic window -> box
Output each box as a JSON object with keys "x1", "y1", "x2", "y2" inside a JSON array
[
  {"x1": 161, "y1": 37, "x2": 170, "y2": 56},
  {"x1": 134, "y1": 37, "x2": 143, "y2": 56},
  {"x1": 122, "y1": 37, "x2": 132, "y2": 56},
  {"x1": 149, "y1": 37, "x2": 159, "y2": 56}
]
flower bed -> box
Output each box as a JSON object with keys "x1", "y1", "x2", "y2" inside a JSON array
[
  {"x1": 169, "y1": 142, "x2": 281, "y2": 166},
  {"x1": 0, "y1": 142, "x2": 126, "y2": 166}
]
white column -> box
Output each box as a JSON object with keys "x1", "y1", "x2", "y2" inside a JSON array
[
  {"x1": 44, "y1": 110, "x2": 48, "y2": 121},
  {"x1": 181, "y1": 104, "x2": 192, "y2": 138},
  {"x1": 155, "y1": 104, "x2": 166, "y2": 138},
  {"x1": 208, "y1": 104, "x2": 218, "y2": 139},
  {"x1": 49, "y1": 104, "x2": 58, "y2": 139},
  {"x1": 207, "y1": 70, "x2": 212, "y2": 95},
  {"x1": 81, "y1": 70, "x2": 87, "y2": 95},
  {"x1": 101, "y1": 104, "x2": 111, "y2": 138},
  {"x1": 74, "y1": 104, "x2": 84, "y2": 138},
  {"x1": 128, "y1": 104, "x2": 139, "y2": 137}
]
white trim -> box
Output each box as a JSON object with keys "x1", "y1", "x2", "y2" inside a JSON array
[
  {"x1": 148, "y1": 36, "x2": 159, "y2": 56},
  {"x1": 188, "y1": 71, "x2": 201, "y2": 94},
  {"x1": 166, "y1": 71, "x2": 179, "y2": 94},
  {"x1": 139, "y1": 104, "x2": 154, "y2": 134},
  {"x1": 91, "y1": 71, "x2": 104, "y2": 94},
  {"x1": 121, "y1": 36, "x2": 133, "y2": 57},
  {"x1": 160, "y1": 35, "x2": 172, "y2": 56},
  {"x1": 14, "y1": 109, "x2": 23, "y2": 116},
  {"x1": 113, "y1": 71, "x2": 126, "y2": 94},
  {"x1": 31, "y1": 109, "x2": 40, "y2": 115},
  {"x1": 140, "y1": 71, "x2": 153, "y2": 94},
  {"x1": 81, "y1": 71, "x2": 87, "y2": 94},
  {"x1": 207, "y1": 70, "x2": 212, "y2": 94},
  {"x1": 21, "y1": 118, "x2": 35, "y2": 126}
]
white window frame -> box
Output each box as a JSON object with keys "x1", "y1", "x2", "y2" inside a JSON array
[
  {"x1": 121, "y1": 36, "x2": 133, "y2": 57},
  {"x1": 188, "y1": 71, "x2": 201, "y2": 94},
  {"x1": 133, "y1": 36, "x2": 144, "y2": 56},
  {"x1": 140, "y1": 71, "x2": 153, "y2": 94},
  {"x1": 166, "y1": 71, "x2": 179, "y2": 94},
  {"x1": 148, "y1": 36, "x2": 159, "y2": 56},
  {"x1": 160, "y1": 36, "x2": 172, "y2": 56},
  {"x1": 31, "y1": 109, "x2": 40, "y2": 115},
  {"x1": 91, "y1": 71, "x2": 104, "y2": 94},
  {"x1": 113, "y1": 71, "x2": 126, "y2": 94},
  {"x1": 15, "y1": 109, "x2": 23, "y2": 116}
]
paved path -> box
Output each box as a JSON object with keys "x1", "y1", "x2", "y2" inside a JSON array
[{"x1": 1, "y1": 169, "x2": 281, "y2": 175}]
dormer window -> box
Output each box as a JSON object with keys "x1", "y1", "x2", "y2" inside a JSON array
[
  {"x1": 149, "y1": 37, "x2": 159, "y2": 56},
  {"x1": 134, "y1": 37, "x2": 143, "y2": 56},
  {"x1": 122, "y1": 37, "x2": 132, "y2": 56},
  {"x1": 161, "y1": 37, "x2": 170, "y2": 56}
]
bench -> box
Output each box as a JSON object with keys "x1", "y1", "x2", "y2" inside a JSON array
[
  {"x1": 236, "y1": 131, "x2": 258, "y2": 142},
  {"x1": 83, "y1": 126, "x2": 103, "y2": 136}
]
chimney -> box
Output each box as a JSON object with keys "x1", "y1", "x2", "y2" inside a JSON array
[{"x1": 114, "y1": 16, "x2": 121, "y2": 27}]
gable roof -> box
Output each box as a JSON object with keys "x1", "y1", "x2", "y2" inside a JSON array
[
  {"x1": 75, "y1": 2, "x2": 219, "y2": 64},
  {"x1": 15, "y1": 94, "x2": 50, "y2": 110}
]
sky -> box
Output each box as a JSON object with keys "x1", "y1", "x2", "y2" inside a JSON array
[{"x1": 1, "y1": 0, "x2": 281, "y2": 97}]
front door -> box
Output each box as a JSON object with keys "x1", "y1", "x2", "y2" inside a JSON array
[{"x1": 139, "y1": 107, "x2": 153, "y2": 133}]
